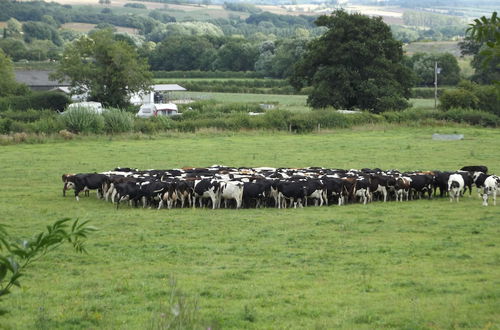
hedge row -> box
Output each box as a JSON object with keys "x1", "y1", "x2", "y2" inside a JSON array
[
  {"x1": 159, "y1": 79, "x2": 299, "y2": 95},
  {"x1": 1, "y1": 107, "x2": 499, "y2": 136},
  {"x1": 153, "y1": 71, "x2": 265, "y2": 79},
  {"x1": 0, "y1": 92, "x2": 70, "y2": 112},
  {"x1": 411, "y1": 87, "x2": 447, "y2": 98}
]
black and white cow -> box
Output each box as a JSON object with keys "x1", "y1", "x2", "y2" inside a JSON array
[
  {"x1": 482, "y1": 175, "x2": 499, "y2": 206},
  {"x1": 277, "y1": 181, "x2": 307, "y2": 208},
  {"x1": 448, "y1": 173, "x2": 465, "y2": 202},
  {"x1": 219, "y1": 181, "x2": 244, "y2": 209},
  {"x1": 193, "y1": 179, "x2": 220, "y2": 209},
  {"x1": 63, "y1": 173, "x2": 109, "y2": 201},
  {"x1": 460, "y1": 165, "x2": 488, "y2": 175}
]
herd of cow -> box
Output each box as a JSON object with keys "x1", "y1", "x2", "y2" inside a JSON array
[{"x1": 61, "y1": 165, "x2": 499, "y2": 209}]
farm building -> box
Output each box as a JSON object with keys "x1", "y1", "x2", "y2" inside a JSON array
[{"x1": 15, "y1": 70, "x2": 69, "y2": 91}]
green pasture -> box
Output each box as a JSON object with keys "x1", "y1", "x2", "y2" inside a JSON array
[
  {"x1": 404, "y1": 41, "x2": 462, "y2": 57},
  {"x1": 182, "y1": 92, "x2": 437, "y2": 112},
  {"x1": 183, "y1": 92, "x2": 311, "y2": 112},
  {"x1": 1, "y1": 126, "x2": 499, "y2": 329}
]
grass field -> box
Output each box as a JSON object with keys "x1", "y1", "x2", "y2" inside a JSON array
[
  {"x1": 181, "y1": 92, "x2": 437, "y2": 112},
  {"x1": 1, "y1": 127, "x2": 499, "y2": 329},
  {"x1": 404, "y1": 41, "x2": 462, "y2": 57}
]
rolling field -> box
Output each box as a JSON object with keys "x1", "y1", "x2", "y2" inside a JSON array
[{"x1": 1, "y1": 127, "x2": 499, "y2": 329}]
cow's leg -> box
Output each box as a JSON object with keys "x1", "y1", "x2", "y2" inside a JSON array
[
  {"x1": 493, "y1": 190, "x2": 497, "y2": 206},
  {"x1": 211, "y1": 194, "x2": 217, "y2": 210},
  {"x1": 110, "y1": 188, "x2": 117, "y2": 203},
  {"x1": 482, "y1": 193, "x2": 488, "y2": 206}
]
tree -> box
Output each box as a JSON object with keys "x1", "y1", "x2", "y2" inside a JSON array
[
  {"x1": 214, "y1": 39, "x2": 259, "y2": 71},
  {"x1": 150, "y1": 35, "x2": 217, "y2": 71},
  {"x1": 22, "y1": 21, "x2": 62, "y2": 46},
  {"x1": 0, "y1": 49, "x2": 29, "y2": 96},
  {"x1": 408, "y1": 52, "x2": 460, "y2": 86},
  {"x1": 52, "y1": 29, "x2": 153, "y2": 108},
  {"x1": 465, "y1": 12, "x2": 500, "y2": 88},
  {"x1": 269, "y1": 37, "x2": 308, "y2": 78},
  {"x1": 290, "y1": 10, "x2": 413, "y2": 113},
  {"x1": 0, "y1": 219, "x2": 96, "y2": 300},
  {"x1": 4, "y1": 18, "x2": 23, "y2": 39}
]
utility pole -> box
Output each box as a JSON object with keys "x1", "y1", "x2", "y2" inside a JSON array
[
  {"x1": 434, "y1": 62, "x2": 437, "y2": 110},
  {"x1": 434, "y1": 61, "x2": 441, "y2": 110}
]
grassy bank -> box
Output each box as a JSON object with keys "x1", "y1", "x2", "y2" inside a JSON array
[{"x1": 1, "y1": 127, "x2": 499, "y2": 328}]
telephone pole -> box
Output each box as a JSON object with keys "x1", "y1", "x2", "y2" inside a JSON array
[{"x1": 434, "y1": 62, "x2": 437, "y2": 109}]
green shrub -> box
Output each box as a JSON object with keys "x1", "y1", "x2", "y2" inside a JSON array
[
  {"x1": 0, "y1": 109, "x2": 56, "y2": 122},
  {"x1": 124, "y1": 2, "x2": 146, "y2": 8},
  {"x1": 261, "y1": 110, "x2": 292, "y2": 130},
  {"x1": 439, "y1": 89, "x2": 479, "y2": 110},
  {"x1": 133, "y1": 118, "x2": 156, "y2": 134},
  {"x1": 59, "y1": 107, "x2": 104, "y2": 134},
  {"x1": 29, "y1": 92, "x2": 70, "y2": 111},
  {"x1": 438, "y1": 108, "x2": 499, "y2": 127},
  {"x1": 411, "y1": 87, "x2": 446, "y2": 98},
  {"x1": 150, "y1": 116, "x2": 173, "y2": 130},
  {"x1": 31, "y1": 117, "x2": 65, "y2": 134},
  {"x1": 0, "y1": 92, "x2": 70, "y2": 112},
  {"x1": 474, "y1": 85, "x2": 500, "y2": 116},
  {"x1": 0, "y1": 118, "x2": 13, "y2": 134},
  {"x1": 103, "y1": 108, "x2": 134, "y2": 133}
]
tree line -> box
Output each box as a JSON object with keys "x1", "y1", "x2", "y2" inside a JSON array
[{"x1": 1, "y1": 5, "x2": 498, "y2": 113}]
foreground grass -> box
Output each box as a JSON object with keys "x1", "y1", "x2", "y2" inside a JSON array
[{"x1": 0, "y1": 127, "x2": 499, "y2": 329}]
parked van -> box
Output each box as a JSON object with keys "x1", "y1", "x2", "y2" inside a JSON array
[{"x1": 136, "y1": 103, "x2": 178, "y2": 118}]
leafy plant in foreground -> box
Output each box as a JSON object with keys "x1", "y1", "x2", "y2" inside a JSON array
[{"x1": 0, "y1": 218, "x2": 96, "y2": 300}]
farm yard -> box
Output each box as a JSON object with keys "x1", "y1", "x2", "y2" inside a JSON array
[{"x1": 1, "y1": 126, "x2": 499, "y2": 328}]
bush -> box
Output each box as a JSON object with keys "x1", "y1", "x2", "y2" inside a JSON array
[
  {"x1": 439, "y1": 89, "x2": 479, "y2": 110},
  {"x1": 437, "y1": 108, "x2": 499, "y2": 127},
  {"x1": 0, "y1": 92, "x2": 70, "y2": 112},
  {"x1": 31, "y1": 117, "x2": 64, "y2": 134},
  {"x1": 474, "y1": 85, "x2": 500, "y2": 116},
  {"x1": 124, "y1": 3, "x2": 146, "y2": 9},
  {"x1": 0, "y1": 109, "x2": 56, "y2": 122},
  {"x1": 150, "y1": 116, "x2": 173, "y2": 130},
  {"x1": 103, "y1": 108, "x2": 133, "y2": 133},
  {"x1": 59, "y1": 107, "x2": 104, "y2": 133},
  {"x1": 0, "y1": 118, "x2": 13, "y2": 134},
  {"x1": 411, "y1": 87, "x2": 446, "y2": 98},
  {"x1": 133, "y1": 116, "x2": 173, "y2": 134}
]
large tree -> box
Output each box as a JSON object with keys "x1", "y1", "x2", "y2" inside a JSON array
[
  {"x1": 52, "y1": 29, "x2": 152, "y2": 108},
  {"x1": 407, "y1": 52, "x2": 460, "y2": 86},
  {"x1": 460, "y1": 12, "x2": 500, "y2": 87},
  {"x1": 290, "y1": 10, "x2": 414, "y2": 113},
  {"x1": 0, "y1": 49, "x2": 29, "y2": 97}
]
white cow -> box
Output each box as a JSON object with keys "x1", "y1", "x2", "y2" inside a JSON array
[
  {"x1": 218, "y1": 181, "x2": 244, "y2": 209},
  {"x1": 448, "y1": 173, "x2": 465, "y2": 202},
  {"x1": 482, "y1": 175, "x2": 499, "y2": 206}
]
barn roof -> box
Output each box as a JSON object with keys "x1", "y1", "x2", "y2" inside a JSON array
[
  {"x1": 153, "y1": 84, "x2": 186, "y2": 92},
  {"x1": 15, "y1": 70, "x2": 69, "y2": 88}
]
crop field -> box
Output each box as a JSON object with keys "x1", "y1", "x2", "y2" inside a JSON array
[
  {"x1": 1, "y1": 126, "x2": 499, "y2": 328},
  {"x1": 404, "y1": 41, "x2": 462, "y2": 57}
]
